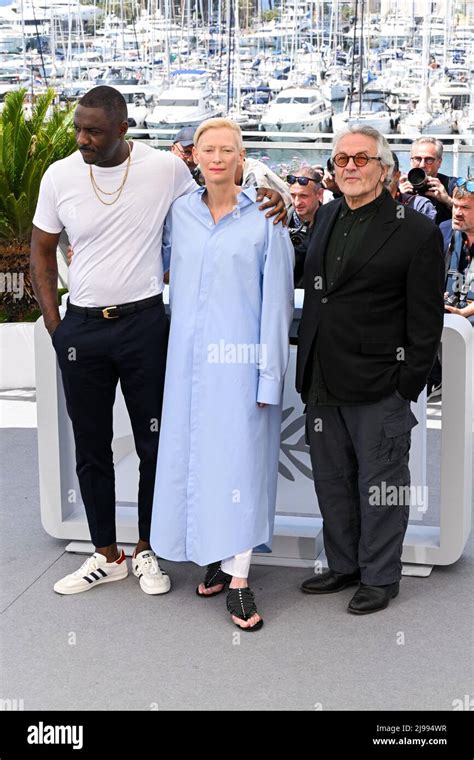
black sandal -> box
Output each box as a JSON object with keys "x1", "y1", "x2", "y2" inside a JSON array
[
  {"x1": 196, "y1": 561, "x2": 231, "y2": 597},
  {"x1": 226, "y1": 587, "x2": 264, "y2": 631}
]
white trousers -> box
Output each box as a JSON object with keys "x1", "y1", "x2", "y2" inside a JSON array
[{"x1": 221, "y1": 549, "x2": 252, "y2": 578}]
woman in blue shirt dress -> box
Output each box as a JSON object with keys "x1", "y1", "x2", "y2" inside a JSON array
[{"x1": 150, "y1": 118, "x2": 294, "y2": 630}]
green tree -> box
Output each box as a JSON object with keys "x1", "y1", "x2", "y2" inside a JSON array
[{"x1": 0, "y1": 89, "x2": 76, "y2": 321}]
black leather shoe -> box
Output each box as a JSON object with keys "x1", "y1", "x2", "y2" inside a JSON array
[
  {"x1": 301, "y1": 568, "x2": 360, "y2": 594},
  {"x1": 348, "y1": 582, "x2": 399, "y2": 615}
]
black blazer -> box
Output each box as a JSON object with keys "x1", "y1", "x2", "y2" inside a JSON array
[{"x1": 296, "y1": 191, "x2": 445, "y2": 403}]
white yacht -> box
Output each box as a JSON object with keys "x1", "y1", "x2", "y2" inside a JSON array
[
  {"x1": 456, "y1": 84, "x2": 474, "y2": 144},
  {"x1": 0, "y1": 83, "x2": 18, "y2": 114},
  {"x1": 399, "y1": 109, "x2": 455, "y2": 136},
  {"x1": 332, "y1": 96, "x2": 399, "y2": 134},
  {"x1": 145, "y1": 70, "x2": 221, "y2": 131},
  {"x1": 113, "y1": 84, "x2": 156, "y2": 131},
  {"x1": 259, "y1": 87, "x2": 332, "y2": 139},
  {"x1": 320, "y1": 75, "x2": 352, "y2": 102},
  {"x1": 145, "y1": 85, "x2": 221, "y2": 130},
  {"x1": 457, "y1": 105, "x2": 474, "y2": 145},
  {"x1": 399, "y1": 88, "x2": 455, "y2": 136}
]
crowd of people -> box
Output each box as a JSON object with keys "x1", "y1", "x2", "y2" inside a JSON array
[{"x1": 29, "y1": 85, "x2": 472, "y2": 631}]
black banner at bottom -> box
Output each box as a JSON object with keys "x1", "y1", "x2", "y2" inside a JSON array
[{"x1": 0, "y1": 710, "x2": 472, "y2": 757}]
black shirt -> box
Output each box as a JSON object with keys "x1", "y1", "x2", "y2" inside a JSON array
[{"x1": 305, "y1": 190, "x2": 388, "y2": 407}]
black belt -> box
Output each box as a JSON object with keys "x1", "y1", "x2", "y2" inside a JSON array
[{"x1": 67, "y1": 294, "x2": 163, "y2": 319}]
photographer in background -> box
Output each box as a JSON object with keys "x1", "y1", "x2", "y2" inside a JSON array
[
  {"x1": 389, "y1": 151, "x2": 436, "y2": 219},
  {"x1": 426, "y1": 178, "x2": 474, "y2": 400},
  {"x1": 399, "y1": 136, "x2": 457, "y2": 225},
  {"x1": 170, "y1": 126, "x2": 200, "y2": 181},
  {"x1": 288, "y1": 167, "x2": 324, "y2": 288},
  {"x1": 324, "y1": 157, "x2": 343, "y2": 200},
  {"x1": 313, "y1": 163, "x2": 337, "y2": 204},
  {"x1": 442, "y1": 178, "x2": 474, "y2": 325}
]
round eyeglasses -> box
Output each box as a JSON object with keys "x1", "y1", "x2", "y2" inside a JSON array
[
  {"x1": 410, "y1": 155, "x2": 437, "y2": 166},
  {"x1": 174, "y1": 143, "x2": 194, "y2": 158},
  {"x1": 333, "y1": 153, "x2": 382, "y2": 168}
]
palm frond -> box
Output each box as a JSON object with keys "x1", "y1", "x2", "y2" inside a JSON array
[
  {"x1": 11, "y1": 121, "x2": 33, "y2": 194},
  {"x1": 1, "y1": 122, "x2": 17, "y2": 192},
  {"x1": 0, "y1": 88, "x2": 26, "y2": 149},
  {"x1": 0, "y1": 88, "x2": 75, "y2": 243},
  {"x1": 3, "y1": 191, "x2": 31, "y2": 240},
  {"x1": 28, "y1": 88, "x2": 55, "y2": 135},
  {"x1": 0, "y1": 211, "x2": 15, "y2": 240},
  {"x1": 0, "y1": 171, "x2": 11, "y2": 208}
]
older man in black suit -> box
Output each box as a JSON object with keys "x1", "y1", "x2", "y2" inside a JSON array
[{"x1": 297, "y1": 125, "x2": 444, "y2": 614}]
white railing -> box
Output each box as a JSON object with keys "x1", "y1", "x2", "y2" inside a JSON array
[{"x1": 129, "y1": 128, "x2": 474, "y2": 176}]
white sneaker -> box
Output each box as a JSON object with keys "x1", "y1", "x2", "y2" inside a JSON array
[
  {"x1": 132, "y1": 550, "x2": 171, "y2": 595},
  {"x1": 54, "y1": 550, "x2": 128, "y2": 595},
  {"x1": 427, "y1": 382, "x2": 442, "y2": 401}
]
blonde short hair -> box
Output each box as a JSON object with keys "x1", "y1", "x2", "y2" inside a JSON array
[{"x1": 194, "y1": 118, "x2": 243, "y2": 149}]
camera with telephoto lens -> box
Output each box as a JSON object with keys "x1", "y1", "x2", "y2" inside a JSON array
[
  {"x1": 289, "y1": 222, "x2": 310, "y2": 249},
  {"x1": 445, "y1": 275, "x2": 471, "y2": 309},
  {"x1": 407, "y1": 167, "x2": 430, "y2": 195}
]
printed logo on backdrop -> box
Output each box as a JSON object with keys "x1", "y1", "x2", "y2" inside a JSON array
[{"x1": 279, "y1": 406, "x2": 312, "y2": 481}]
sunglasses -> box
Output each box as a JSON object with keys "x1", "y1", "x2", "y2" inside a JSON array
[
  {"x1": 456, "y1": 177, "x2": 474, "y2": 192},
  {"x1": 287, "y1": 173, "x2": 321, "y2": 186},
  {"x1": 411, "y1": 156, "x2": 437, "y2": 165},
  {"x1": 333, "y1": 153, "x2": 381, "y2": 168}
]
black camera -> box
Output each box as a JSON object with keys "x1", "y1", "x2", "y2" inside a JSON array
[
  {"x1": 289, "y1": 222, "x2": 310, "y2": 249},
  {"x1": 326, "y1": 157, "x2": 335, "y2": 175},
  {"x1": 445, "y1": 291, "x2": 461, "y2": 307},
  {"x1": 444, "y1": 274, "x2": 471, "y2": 309},
  {"x1": 407, "y1": 167, "x2": 430, "y2": 195},
  {"x1": 290, "y1": 222, "x2": 311, "y2": 288}
]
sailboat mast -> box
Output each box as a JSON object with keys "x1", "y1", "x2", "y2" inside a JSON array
[
  {"x1": 234, "y1": 0, "x2": 241, "y2": 117},
  {"x1": 349, "y1": 0, "x2": 359, "y2": 119},
  {"x1": 359, "y1": 0, "x2": 364, "y2": 113},
  {"x1": 226, "y1": 0, "x2": 233, "y2": 113},
  {"x1": 20, "y1": 0, "x2": 27, "y2": 74},
  {"x1": 187, "y1": 0, "x2": 191, "y2": 61}
]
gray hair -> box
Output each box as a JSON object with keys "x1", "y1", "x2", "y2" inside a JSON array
[
  {"x1": 411, "y1": 136, "x2": 443, "y2": 159},
  {"x1": 290, "y1": 165, "x2": 322, "y2": 190},
  {"x1": 331, "y1": 125, "x2": 395, "y2": 184}
]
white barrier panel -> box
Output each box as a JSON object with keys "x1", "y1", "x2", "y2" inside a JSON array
[
  {"x1": 35, "y1": 312, "x2": 472, "y2": 571},
  {"x1": 0, "y1": 323, "x2": 36, "y2": 390}
]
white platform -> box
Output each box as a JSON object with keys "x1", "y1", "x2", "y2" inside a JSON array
[{"x1": 34, "y1": 313, "x2": 472, "y2": 570}]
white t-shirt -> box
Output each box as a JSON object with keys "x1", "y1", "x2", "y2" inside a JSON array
[{"x1": 33, "y1": 142, "x2": 196, "y2": 306}]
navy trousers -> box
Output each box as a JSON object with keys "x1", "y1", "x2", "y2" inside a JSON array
[{"x1": 53, "y1": 300, "x2": 169, "y2": 547}]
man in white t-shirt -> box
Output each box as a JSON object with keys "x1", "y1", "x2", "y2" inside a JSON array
[{"x1": 31, "y1": 86, "x2": 284, "y2": 598}]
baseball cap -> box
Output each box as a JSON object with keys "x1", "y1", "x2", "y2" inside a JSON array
[{"x1": 173, "y1": 126, "x2": 195, "y2": 147}]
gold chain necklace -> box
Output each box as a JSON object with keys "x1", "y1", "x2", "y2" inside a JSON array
[{"x1": 89, "y1": 141, "x2": 132, "y2": 206}]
